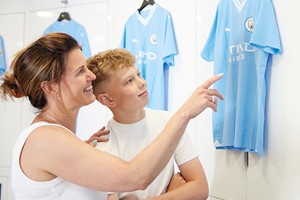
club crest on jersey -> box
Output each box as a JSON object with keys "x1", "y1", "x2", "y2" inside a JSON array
[
  {"x1": 0, "y1": 49, "x2": 2, "y2": 55},
  {"x1": 150, "y1": 33, "x2": 157, "y2": 45},
  {"x1": 245, "y1": 17, "x2": 254, "y2": 32}
]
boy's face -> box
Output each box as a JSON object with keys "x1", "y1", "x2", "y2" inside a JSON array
[{"x1": 106, "y1": 66, "x2": 149, "y2": 110}]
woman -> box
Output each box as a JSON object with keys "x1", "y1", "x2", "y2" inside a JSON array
[{"x1": 0, "y1": 32, "x2": 223, "y2": 199}]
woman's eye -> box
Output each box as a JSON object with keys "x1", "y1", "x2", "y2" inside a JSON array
[{"x1": 78, "y1": 68, "x2": 86, "y2": 75}]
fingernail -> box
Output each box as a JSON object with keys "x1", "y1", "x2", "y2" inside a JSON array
[
  {"x1": 217, "y1": 73, "x2": 224, "y2": 77},
  {"x1": 92, "y1": 139, "x2": 97, "y2": 145}
]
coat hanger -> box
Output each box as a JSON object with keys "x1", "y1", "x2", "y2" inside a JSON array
[
  {"x1": 137, "y1": 0, "x2": 155, "y2": 13},
  {"x1": 57, "y1": 0, "x2": 71, "y2": 21},
  {"x1": 57, "y1": 12, "x2": 71, "y2": 21}
]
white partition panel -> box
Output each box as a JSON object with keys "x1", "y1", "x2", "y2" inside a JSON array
[
  {"x1": 0, "y1": 0, "x2": 25, "y2": 14},
  {"x1": 247, "y1": 0, "x2": 300, "y2": 199},
  {"x1": 0, "y1": 13, "x2": 25, "y2": 171}
]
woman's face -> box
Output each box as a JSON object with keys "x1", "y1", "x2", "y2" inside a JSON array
[{"x1": 59, "y1": 48, "x2": 96, "y2": 110}]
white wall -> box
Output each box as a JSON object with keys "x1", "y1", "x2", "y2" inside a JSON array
[
  {"x1": 0, "y1": 5, "x2": 26, "y2": 199},
  {"x1": 0, "y1": 0, "x2": 300, "y2": 200},
  {"x1": 247, "y1": 0, "x2": 300, "y2": 199}
]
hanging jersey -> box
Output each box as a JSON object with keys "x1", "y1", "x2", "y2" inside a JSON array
[
  {"x1": 0, "y1": 35, "x2": 6, "y2": 75},
  {"x1": 44, "y1": 20, "x2": 91, "y2": 59},
  {"x1": 201, "y1": 0, "x2": 282, "y2": 155},
  {"x1": 120, "y1": 4, "x2": 178, "y2": 110}
]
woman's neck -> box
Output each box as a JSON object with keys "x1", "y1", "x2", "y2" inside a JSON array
[{"x1": 35, "y1": 109, "x2": 78, "y2": 133}]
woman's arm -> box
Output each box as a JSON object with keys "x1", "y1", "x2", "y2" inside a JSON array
[{"x1": 22, "y1": 74, "x2": 223, "y2": 192}]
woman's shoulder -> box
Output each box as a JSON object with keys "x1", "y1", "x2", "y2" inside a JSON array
[{"x1": 19, "y1": 122, "x2": 73, "y2": 149}]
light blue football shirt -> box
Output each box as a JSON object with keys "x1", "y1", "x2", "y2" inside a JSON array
[
  {"x1": 201, "y1": 0, "x2": 282, "y2": 155},
  {"x1": 0, "y1": 35, "x2": 6, "y2": 75},
  {"x1": 120, "y1": 4, "x2": 178, "y2": 110},
  {"x1": 44, "y1": 20, "x2": 91, "y2": 59}
]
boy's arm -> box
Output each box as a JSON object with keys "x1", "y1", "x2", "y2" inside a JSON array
[
  {"x1": 166, "y1": 172, "x2": 187, "y2": 192},
  {"x1": 146, "y1": 157, "x2": 209, "y2": 200}
]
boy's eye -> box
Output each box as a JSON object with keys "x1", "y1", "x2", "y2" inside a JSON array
[{"x1": 126, "y1": 78, "x2": 133, "y2": 84}]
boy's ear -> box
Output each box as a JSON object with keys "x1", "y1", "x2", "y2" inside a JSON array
[{"x1": 97, "y1": 93, "x2": 116, "y2": 108}]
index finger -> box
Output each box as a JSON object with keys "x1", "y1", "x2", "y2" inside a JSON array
[{"x1": 200, "y1": 73, "x2": 224, "y2": 89}]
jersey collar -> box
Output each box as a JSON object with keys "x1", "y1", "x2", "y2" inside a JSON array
[
  {"x1": 232, "y1": 0, "x2": 247, "y2": 12},
  {"x1": 135, "y1": 4, "x2": 157, "y2": 26}
]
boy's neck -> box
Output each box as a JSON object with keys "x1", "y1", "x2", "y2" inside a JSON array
[{"x1": 112, "y1": 108, "x2": 145, "y2": 124}]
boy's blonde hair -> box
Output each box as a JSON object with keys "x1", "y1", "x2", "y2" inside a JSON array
[{"x1": 87, "y1": 48, "x2": 136, "y2": 94}]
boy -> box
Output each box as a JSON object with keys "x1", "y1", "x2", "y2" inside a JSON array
[{"x1": 87, "y1": 48, "x2": 209, "y2": 200}]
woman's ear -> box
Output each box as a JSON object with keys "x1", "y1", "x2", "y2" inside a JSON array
[
  {"x1": 40, "y1": 81, "x2": 56, "y2": 95},
  {"x1": 97, "y1": 94, "x2": 116, "y2": 108}
]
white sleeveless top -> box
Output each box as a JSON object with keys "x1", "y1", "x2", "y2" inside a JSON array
[{"x1": 11, "y1": 122, "x2": 107, "y2": 200}]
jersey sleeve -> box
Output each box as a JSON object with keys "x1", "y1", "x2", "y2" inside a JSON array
[
  {"x1": 0, "y1": 35, "x2": 6, "y2": 75},
  {"x1": 250, "y1": 0, "x2": 282, "y2": 55},
  {"x1": 200, "y1": 8, "x2": 219, "y2": 62},
  {"x1": 78, "y1": 25, "x2": 92, "y2": 59},
  {"x1": 162, "y1": 13, "x2": 178, "y2": 67}
]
